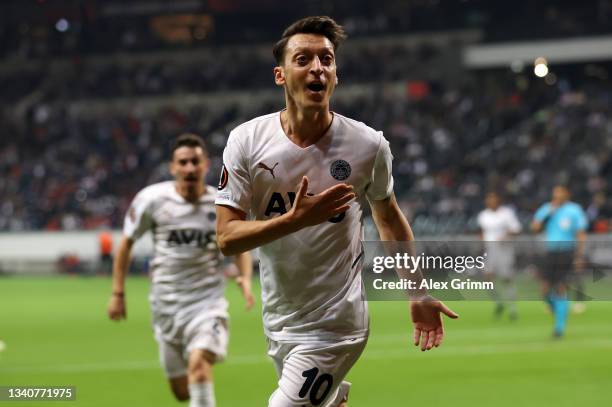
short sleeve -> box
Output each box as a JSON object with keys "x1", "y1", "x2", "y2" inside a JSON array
[
  {"x1": 365, "y1": 133, "x2": 394, "y2": 201},
  {"x1": 477, "y1": 211, "x2": 485, "y2": 229},
  {"x1": 123, "y1": 190, "x2": 154, "y2": 241},
  {"x1": 506, "y1": 208, "x2": 522, "y2": 233},
  {"x1": 533, "y1": 204, "x2": 551, "y2": 222},
  {"x1": 215, "y1": 131, "x2": 252, "y2": 214},
  {"x1": 575, "y1": 206, "x2": 588, "y2": 231}
]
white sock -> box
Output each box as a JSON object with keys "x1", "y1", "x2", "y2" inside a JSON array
[{"x1": 188, "y1": 382, "x2": 215, "y2": 407}]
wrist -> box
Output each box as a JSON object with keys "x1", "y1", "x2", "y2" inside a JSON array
[
  {"x1": 408, "y1": 290, "x2": 429, "y2": 301},
  {"x1": 281, "y1": 210, "x2": 303, "y2": 233},
  {"x1": 112, "y1": 292, "x2": 125, "y2": 298}
]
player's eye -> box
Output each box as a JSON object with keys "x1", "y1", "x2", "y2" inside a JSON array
[
  {"x1": 322, "y1": 54, "x2": 334, "y2": 64},
  {"x1": 295, "y1": 55, "x2": 308, "y2": 65}
]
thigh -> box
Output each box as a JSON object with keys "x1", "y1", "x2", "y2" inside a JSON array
[
  {"x1": 545, "y1": 251, "x2": 573, "y2": 286},
  {"x1": 268, "y1": 337, "x2": 367, "y2": 407},
  {"x1": 185, "y1": 315, "x2": 229, "y2": 363},
  {"x1": 157, "y1": 336, "x2": 188, "y2": 378}
]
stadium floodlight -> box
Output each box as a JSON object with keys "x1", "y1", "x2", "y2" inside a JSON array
[
  {"x1": 55, "y1": 19, "x2": 69, "y2": 32},
  {"x1": 534, "y1": 63, "x2": 549, "y2": 77}
]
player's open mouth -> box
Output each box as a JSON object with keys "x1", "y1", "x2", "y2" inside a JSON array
[{"x1": 306, "y1": 83, "x2": 325, "y2": 92}]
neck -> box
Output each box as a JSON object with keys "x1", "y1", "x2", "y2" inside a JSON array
[
  {"x1": 282, "y1": 100, "x2": 333, "y2": 147},
  {"x1": 175, "y1": 182, "x2": 205, "y2": 202}
]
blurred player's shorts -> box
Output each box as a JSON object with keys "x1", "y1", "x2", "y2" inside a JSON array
[{"x1": 540, "y1": 250, "x2": 574, "y2": 286}]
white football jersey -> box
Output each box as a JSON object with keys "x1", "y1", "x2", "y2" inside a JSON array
[
  {"x1": 477, "y1": 206, "x2": 522, "y2": 241},
  {"x1": 124, "y1": 182, "x2": 227, "y2": 317},
  {"x1": 216, "y1": 111, "x2": 394, "y2": 342}
]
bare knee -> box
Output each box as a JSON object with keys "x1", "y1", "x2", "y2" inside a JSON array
[
  {"x1": 188, "y1": 349, "x2": 215, "y2": 383},
  {"x1": 169, "y1": 376, "x2": 189, "y2": 401}
]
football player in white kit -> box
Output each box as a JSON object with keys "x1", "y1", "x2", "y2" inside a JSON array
[
  {"x1": 477, "y1": 191, "x2": 522, "y2": 319},
  {"x1": 107, "y1": 134, "x2": 254, "y2": 407},
  {"x1": 215, "y1": 16, "x2": 458, "y2": 407}
]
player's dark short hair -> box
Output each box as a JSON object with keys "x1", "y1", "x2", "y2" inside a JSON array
[
  {"x1": 273, "y1": 16, "x2": 347, "y2": 64},
  {"x1": 171, "y1": 133, "x2": 207, "y2": 158}
]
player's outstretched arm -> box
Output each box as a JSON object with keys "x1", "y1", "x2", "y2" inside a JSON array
[
  {"x1": 370, "y1": 194, "x2": 459, "y2": 351},
  {"x1": 234, "y1": 251, "x2": 255, "y2": 310},
  {"x1": 216, "y1": 176, "x2": 354, "y2": 255},
  {"x1": 107, "y1": 236, "x2": 133, "y2": 321}
]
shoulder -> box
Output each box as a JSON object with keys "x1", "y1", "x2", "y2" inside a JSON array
[
  {"x1": 229, "y1": 112, "x2": 279, "y2": 140},
  {"x1": 133, "y1": 181, "x2": 174, "y2": 206},
  {"x1": 477, "y1": 210, "x2": 487, "y2": 222},
  {"x1": 202, "y1": 185, "x2": 218, "y2": 203},
  {"x1": 537, "y1": 202, "x2": 550, "y2": 212},
  {"x1": 567, "y1": 202, "x2": 586, "y2": 214},
  {"x1": 334, "y1": 112, "x2": 383, "y2": 146}
]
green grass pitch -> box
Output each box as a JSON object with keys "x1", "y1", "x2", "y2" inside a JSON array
[{"x1": 1, "y1": 276, "x2": 611, "y2": 406}]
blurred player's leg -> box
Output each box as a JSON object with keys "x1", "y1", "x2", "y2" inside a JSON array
[
  {"x1": 546, "y1": 251, "x2": 572, "y2": 338},
  {"x1": 185, "y1": 316, "x2": 229, "y2": 407},
  {"x1": 158, "y1": 340, "x2": 190, "y2": 400},
  {"x1": 572, "y1": 270, "x2": 587, "y2": 314},
  {"x1": 188, "y1": 349, "x2": 216, "y2": 407},
  {"x1": 502, "y1": 277, "x2": 518, "y2": 320}
]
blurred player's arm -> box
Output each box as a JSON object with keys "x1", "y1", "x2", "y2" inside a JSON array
[
  {"x1": 574, "y1": 230, "x2": 587, "y2": 270},
  {"x1": 531, "y1": 204, "x2": 555, "y2": 233},
  {"x1": 216, "y1": 176, "x2": 354, "y2": 255},
  {"x1": 370, "y1": 194, "x2": 459, "y2": 351},
  {"x1": 107, "y1": 236, "x2": 134, "y2": 321},
  {"x1": 234, "y1": 251, "x2": 255, "y2": 310}
]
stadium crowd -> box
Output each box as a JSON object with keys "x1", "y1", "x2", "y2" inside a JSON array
[{"x1": 2, "y1": 62, "x2": 611, "y2": 233}]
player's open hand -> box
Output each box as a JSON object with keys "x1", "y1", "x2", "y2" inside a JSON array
[
  {"x1": 289, "y1": 176, "x2": 355, "y2": 228},
  {"x1": 107, "y1": 295, "x2": 127, "y2": 321},
  {"x1": 410, "y1": 296, "x2": 458, "y2": 351},
  {"x1": 236, "y1": 276, "x2": 256, "y2": 310}
]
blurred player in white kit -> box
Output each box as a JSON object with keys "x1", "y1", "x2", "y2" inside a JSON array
[
  {"x1": 215, "y1": 16, "x2": 458, "y2": 407},
  {"x1": 477, "y1": 191, "x2": 522, "y2": 319},
  {"x1": 107, "y1": 134, "x2": 254, "y2": 407}
]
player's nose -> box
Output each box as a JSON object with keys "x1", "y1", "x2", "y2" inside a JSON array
[{"x1": 309, "y1": 56, "x2": 323, "y2": 74}]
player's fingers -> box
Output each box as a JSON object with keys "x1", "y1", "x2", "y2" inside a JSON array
[
  {"x1": 413, "y1": 327, "x2": 421, "y2": 346},
  {"x1": 425, "y1": 330, "x2": 436, "y2": 350},
  {"x1": 438, "y1": 302, "x2": 459, "y2": 319},
  {"x1": 321, "y1": 183, "x2": 353, "y2": 199},
  {"x1": 420, "y1": 330, "x2": 428, "y2": 351},
  {"x1": 330, "y1": 204, "x2": 351, "y2": 216},
  {"x1": 333, "y1": 192, "x2": 356, "y2": 207},
  {"x1": 434, "y1": 327, "x2": 444, "y2": 347},
  {"x1": 295, "y1": 176, "x2": 309, "y2": 202}
]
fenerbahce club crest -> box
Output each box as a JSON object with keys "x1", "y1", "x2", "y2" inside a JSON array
[{"x1": 330, "y1": 159, "x2": 351, "y2": 181}]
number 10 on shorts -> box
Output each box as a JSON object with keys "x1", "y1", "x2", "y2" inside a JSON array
[{"x1": 299, "y1": 367, "x2": 334, "y2": 405}]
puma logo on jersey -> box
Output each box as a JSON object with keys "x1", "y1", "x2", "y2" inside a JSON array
[
  {"x1": 264, "y1": 191, "x2": 346, "y2": 223},
  {"x1": 257, "y1": 162, "x2": 279, "y2": 178},
  {"x1": 167, "y1": 229, "x2": 216, "y2": 248}
]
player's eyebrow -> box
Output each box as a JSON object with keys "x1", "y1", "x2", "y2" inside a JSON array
[{"x1": 290, "y1": 45, "x2": 334, "y2": 55}]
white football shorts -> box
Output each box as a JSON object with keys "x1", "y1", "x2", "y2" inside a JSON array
[
  {"x1": 267, "y1": 336, "x2": 368, "y2": 407},
  {"x1": 154, "y1": 310, "x2": 229, "y2": 378}
]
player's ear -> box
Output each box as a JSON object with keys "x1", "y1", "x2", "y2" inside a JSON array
[
  {"x1": 274, "y1": 66, "x2": 285, "y2": 86},
  {"x1": 169, "y1": 160, "x2": 177, "y2": 177}
]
